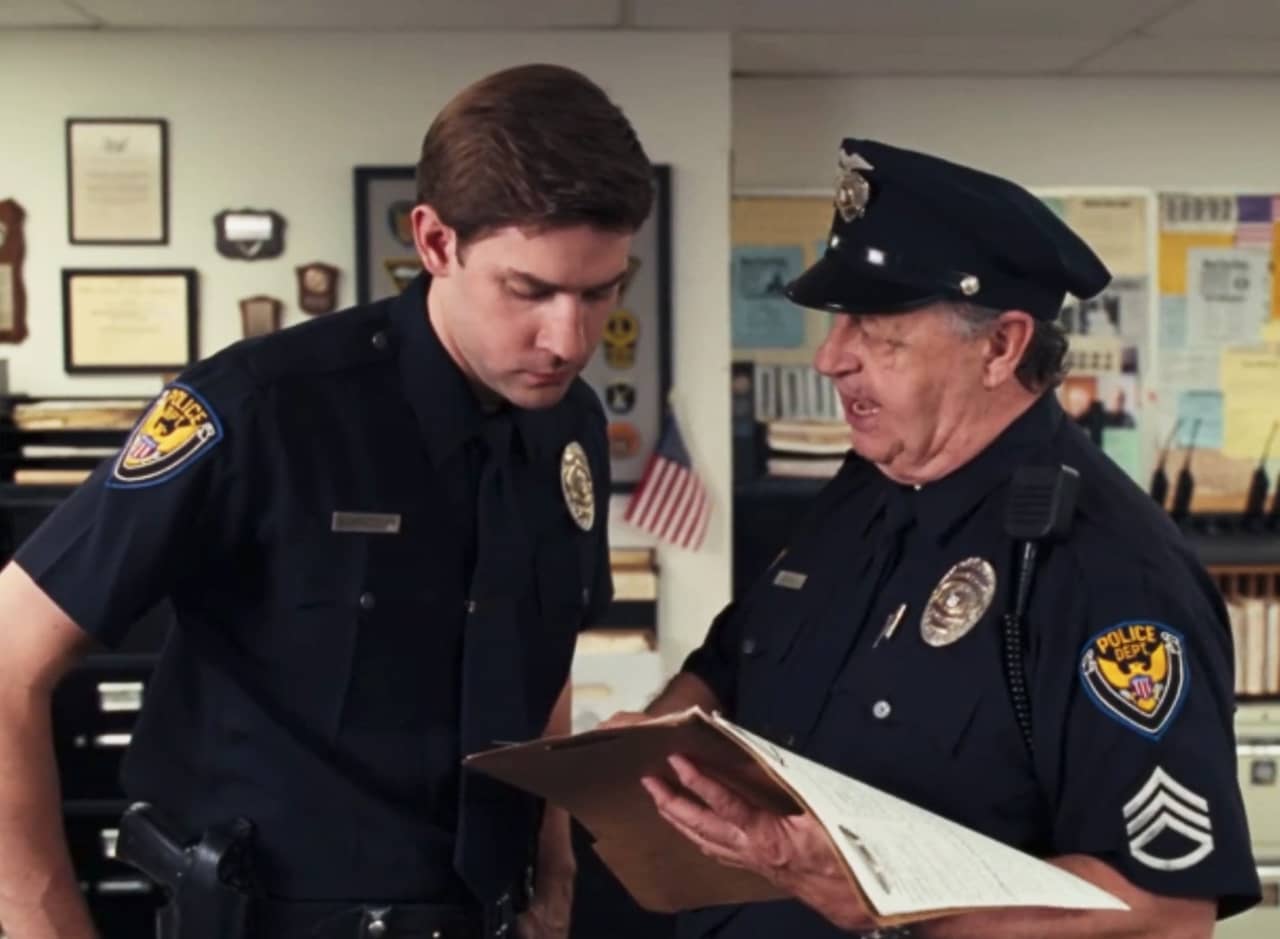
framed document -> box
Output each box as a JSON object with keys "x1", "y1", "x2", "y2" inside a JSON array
[
  {"x1": 62, "y1": 269, "x2": 197, "y2": 373},
  {"x1": 0, "y1": 198, "x2": 28, "y2": 343},
  {"x1": 353, "y1": 166, "x2": 422, "y2": 305},
  {"x1": 66, "y1": 118, "x2": 169, "y2": 245}
]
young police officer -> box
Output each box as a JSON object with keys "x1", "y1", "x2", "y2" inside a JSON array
[
  {"x1": 615, "y1": 140, "x2": 1259, "y2": 939},
  {"x1": 0, "y1": 64, "x2": 653, "y2": 939}
]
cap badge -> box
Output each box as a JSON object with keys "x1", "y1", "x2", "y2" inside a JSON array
[{"x1": 835, "y1": 151, "x2": 874, "y2": 222}]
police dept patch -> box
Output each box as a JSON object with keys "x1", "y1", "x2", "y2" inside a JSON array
[
  {"x1": 109, "y1": 384, "x2": 223, "y2": 488},
  {"x1": 1080, "y1": 621, "x2": 1188, "y2": 740}
]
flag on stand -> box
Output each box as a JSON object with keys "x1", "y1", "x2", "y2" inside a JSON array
[{"x1": 623, "y1": 410, "x2": 710, "y2": 550}]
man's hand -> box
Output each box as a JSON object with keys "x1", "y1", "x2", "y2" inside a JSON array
[{"x1": 640, "y1": 754, "x2": 876, "y2": 933}]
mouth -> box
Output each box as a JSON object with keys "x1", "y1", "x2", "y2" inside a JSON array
[
  {"x1": 845, "y1": 396, "x2": 882, "y2": 421},
  {"x1": 524, "y1": 369, "x2": 570, "y2": 387}
]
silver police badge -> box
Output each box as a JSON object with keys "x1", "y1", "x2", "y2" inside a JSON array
[
  {"x1": 835, "y1": 150, "x2": 875, "y2": 222},
  {"x1": 921, "y1": 558, "x2": 996, "y2": 647},
  {"x1": 560, "y1": 441, "x2": 595, "y2": 532}
]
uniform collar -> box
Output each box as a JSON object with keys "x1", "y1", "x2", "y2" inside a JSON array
[
  {"x1": 912, "y1": 391, "x2": 1064, "y2": 544},
  {"x1": 389, "y1": 273, "x2": 501, "y2": 466}
]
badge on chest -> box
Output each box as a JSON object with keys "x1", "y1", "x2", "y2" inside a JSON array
[{"x1": 920, "y1": 557, "x2": 997, "y2": 647}]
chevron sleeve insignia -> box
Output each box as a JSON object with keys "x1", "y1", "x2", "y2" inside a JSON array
[{"x1": 1123, "y1": 766, "x2": 1214, "y2": 871}]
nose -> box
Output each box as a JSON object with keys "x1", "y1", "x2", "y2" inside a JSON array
[
  {"x1": 814, "y1": 315, "x2": 862, "y2": 379},
  {"x1": 538, "y1": 295, "x2": 588, "y2": 365}
]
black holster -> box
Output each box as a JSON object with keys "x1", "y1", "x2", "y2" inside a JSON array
[{"x1": 115, "y1": 802, "x2": 257, "y2": 939}]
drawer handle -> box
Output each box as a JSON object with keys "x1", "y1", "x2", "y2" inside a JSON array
[
  {"x1": 1239, "y1": 743, "x2": 1280, "y2": 758},
  {"x1": 96, "y1": 878, "x2": 152, "y2": 895},
  {"x1": 92, "y1": 733, "x2": 131, "y2": 749},
  {"x1": 97, "y1": 681, "x2": 144, "y2": 713}
]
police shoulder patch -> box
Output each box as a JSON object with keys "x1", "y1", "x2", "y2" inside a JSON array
[
  {"x1": 108, "y1": 384, "x2": 224, "y2": 488},
  {"x1": 1079, "y1": 621, "x2": 1189, "y2": 740}
]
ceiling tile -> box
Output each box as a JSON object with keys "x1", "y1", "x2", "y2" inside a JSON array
[
  {"x1": 1079, "y1": 37, "x2": 1280, "y2": 73},
  {"x1": 637, "y1": 0, "x2": 1174, "y2": 38},
  {"x1": 70, "y1": 0, "x2": 621, "y2": 30},
  {"x1": 0, "y1": 0, "x2": 96, "y2": 26},
  {"x1": 733, "y1": 33, "x2": 1112, "y2": 75},
  {"x1": 1143, "y1": 0, "x2": 1280, "y2": 40}
]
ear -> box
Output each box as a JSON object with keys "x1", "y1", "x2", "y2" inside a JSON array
[
  {"x1": 982, "y1": 310, "x2": 1036, "y2": 389},
  {"x1": 411, "y1": 203, "x2": 457, "y2": 278}
]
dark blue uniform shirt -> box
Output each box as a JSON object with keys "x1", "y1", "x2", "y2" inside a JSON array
[
  {"x1": 17, "y1": 275, "x2": 612, "y2": 902},
  {"x1": 682, "y1": 392, "x2": 1259, "y2": 937}
]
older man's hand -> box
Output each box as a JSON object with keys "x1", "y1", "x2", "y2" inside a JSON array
[{"x1": 640, "y1": 754, "x2": 878, "y2": 933}]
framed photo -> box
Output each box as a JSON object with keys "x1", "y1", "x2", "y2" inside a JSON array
[
  {"x1": 66, "y1": 118, "x2": 169, "y2": 245},
  {"x1": 350, "y1": 164, "x2": 671, "y2": 493},
  {"x1": 62, "y1": 268, "x2": 198, "y2": 373},
  {"x1": 353, "y1": 166, "x2": 421, "y2": 305}
]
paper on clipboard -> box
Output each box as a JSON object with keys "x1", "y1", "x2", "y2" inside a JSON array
[{"x1": 464, "y1": 709, "x2": 1127, "y2": 925}]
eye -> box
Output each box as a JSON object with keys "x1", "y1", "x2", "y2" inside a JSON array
[
  {"x1": 583, "y1": 285, "x2": 619, "y2": 304},
  {"x1": 509, "y1": 283, "x2": 553, "y2": 302}
]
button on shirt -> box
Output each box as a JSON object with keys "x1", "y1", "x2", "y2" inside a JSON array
[
  {"x1": 15, "y1": 274, "x2": 613, "y2": 902},
  {"x1": 681, "y1": 393, "x2": 1258, "y2": 938}
]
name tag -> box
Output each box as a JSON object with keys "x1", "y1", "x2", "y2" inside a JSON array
[
  {"x1": 331, "y1": 511, "x2": 401, "y2": 534},
  {"x1": 772, "y1": 570, "x2": 807, "y2": 590}
]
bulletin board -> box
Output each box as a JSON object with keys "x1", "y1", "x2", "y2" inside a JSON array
[
  {"x1": 1150, "y1": 192, "x2": 1280, "y2": 512},
  {"x1": 730, "y1": 190, "x2": 1161, "y2": 485}
]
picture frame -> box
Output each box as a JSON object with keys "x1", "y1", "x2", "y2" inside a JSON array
[
  {"x1": 353, "y1": 165, "x2": 421, "y2": 306},
  {"x1": 62, "y1": 268, "x2": 198, "y2": 374},
  {"x1": 66, "y1": 117, "x2": 170, "y2": 245},
  {"x1": 351, "y1": 164, "x2": 672, "y2": 493}
]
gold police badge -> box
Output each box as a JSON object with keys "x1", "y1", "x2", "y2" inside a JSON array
[
  {"x1": 560, "y1": 441, "x2": 595, "y2": 532},
  {"x1": 110, "y1": 385, "x2": 223, "y2": 488},
  {"x1": 1080, "y1": 622, "x2": 1187, "y2": 740},
  {"x1": 835, "y1": 150, "x2": 875, "y2": 222},
  {"x1": 920, "y1": 557, "x2": 996, "y2": 647}
]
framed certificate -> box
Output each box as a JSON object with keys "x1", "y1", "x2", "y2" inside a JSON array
[
  {"x1": 62, "y1": 269, "x2": 197, "y2": 373},
  {"x1": 66, "y1": 118, "x2": 169, "y2": 245}
]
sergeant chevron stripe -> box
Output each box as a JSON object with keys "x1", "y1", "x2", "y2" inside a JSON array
[{"x1": 1123, "y1": 767, "x2": 1214, "y2": 871}]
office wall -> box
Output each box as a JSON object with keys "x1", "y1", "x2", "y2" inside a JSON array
[{"x1": 0, "y1": 29, "x2": 732, "y2": 669}]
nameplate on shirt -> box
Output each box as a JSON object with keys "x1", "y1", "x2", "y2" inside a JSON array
[
  {"x1": 772, "y1": 570, "x2": 807, "y2": 590},
  {"x1": 331, "y1": 511, "x2": 401, "y2": 534}
]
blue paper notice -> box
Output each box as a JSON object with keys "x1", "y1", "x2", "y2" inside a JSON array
[
  {"x1": 732, "y1": 245, "x2": 806, "y2": 348},
  {"x1": 1176, "y1": 390, "x2": 1224, "y2": 449}
]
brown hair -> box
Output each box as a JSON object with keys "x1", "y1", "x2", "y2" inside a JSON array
[{"x1": 416, "y1": 64, "x2": 654, "y2": 251}]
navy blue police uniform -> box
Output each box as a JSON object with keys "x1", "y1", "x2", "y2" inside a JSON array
[
  {"x1": 15, "y1": 273, "x2": 613, "y2": 938},
  {"x1": 678, "y1": 140, "x2": 1260, "y2": 938}
]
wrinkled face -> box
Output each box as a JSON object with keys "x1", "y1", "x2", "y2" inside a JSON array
[
  {"x1": 432, "y1": 224, "x2": 633, "y2": 409},
  {"x1": 813, "y1": 304, "x2": 988, "y2": 476}
]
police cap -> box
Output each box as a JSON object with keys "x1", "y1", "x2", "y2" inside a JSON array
[{"x1": 786, "y1": 139, "x2": 1112, "y2": 320}]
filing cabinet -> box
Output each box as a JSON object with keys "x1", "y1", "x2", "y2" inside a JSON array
[{"x1": 52, "y1": 655, "x2": 154, "y2": 802}]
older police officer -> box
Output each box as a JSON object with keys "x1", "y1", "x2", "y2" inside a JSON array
[
  {"x1": 618, "y1": 140, "x2": 1259, "y2": 938},
  {"x1": 0, "y1": 65, "x2": 652, "y2": 939}
]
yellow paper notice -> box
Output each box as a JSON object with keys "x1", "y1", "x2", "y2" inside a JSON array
[
  {"x1": 1064, "y1": 197, "x2": 1149, "y2": 277},
  {"x1": 1222, "y1": 346, "x2": 1280, "y2": 460},
  {"x1": 1159, "y1": 232, "x2": 1235, "y2": 296}
]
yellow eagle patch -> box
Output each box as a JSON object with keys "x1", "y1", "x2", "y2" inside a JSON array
[
  {"x1": 1080, "y1": 622, "x2": 1187, "y2": 740},
  {"x1": 109, "y1": 384, "x2": 223, "y2": 488}
]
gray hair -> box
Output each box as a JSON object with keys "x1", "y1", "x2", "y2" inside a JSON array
[{"x1": 945, "y1": 301, "x2": 1069, "y2": 392}]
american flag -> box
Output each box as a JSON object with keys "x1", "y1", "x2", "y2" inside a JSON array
[
  {"x1": 1235, "y1": 194, "x2": 1279, "y2": 247},
  {"x1": 623, "y1": 411, "x2": 710, "y2": 550}
]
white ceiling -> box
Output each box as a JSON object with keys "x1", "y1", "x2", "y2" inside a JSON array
[{"x1": 3, "y1": 0, "x2": 1280, "y2": 75}]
